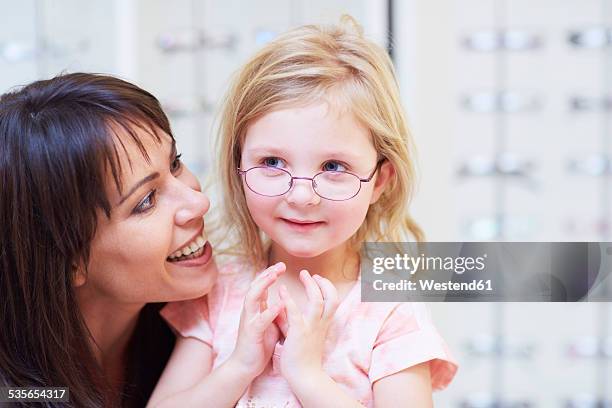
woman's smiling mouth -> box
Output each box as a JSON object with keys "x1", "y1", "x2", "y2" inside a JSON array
[{"x1": 167, "y1": 229, "x2": 213, "y2": 266}]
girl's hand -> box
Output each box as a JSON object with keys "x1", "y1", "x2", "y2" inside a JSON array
[
  {"x1": 277, "y1": 270, "x2": 339, "y2": 386},
  {"x1": 228, "y1": 262, "x2": 286, "y2": 379}
]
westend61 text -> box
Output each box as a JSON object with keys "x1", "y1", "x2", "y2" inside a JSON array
[{"x1": 372, "y1": 279, "x2": 493, "y2": 292}]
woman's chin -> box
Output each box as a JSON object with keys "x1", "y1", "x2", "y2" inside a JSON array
[{"x1": 165, "y1": 261, "x2": 218, "y2": 301}]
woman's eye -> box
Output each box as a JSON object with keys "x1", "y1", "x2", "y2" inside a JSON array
[
  {"x1": 322, "y1": 161, "x2": 347, "y2": 172},
  {"x1": 171, "y1": 153, "x2": 183, "y2": 174},
  {"x1": 133, "y1": 190, "x2": 156, "y2": 214},
  {"x1": 262, "y1": 157, "x2": 285, "y2": 168}
]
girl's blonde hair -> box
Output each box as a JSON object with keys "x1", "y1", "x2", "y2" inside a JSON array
[{"x1": 214, "y1": 16, "x2": 424, "y2": 265}]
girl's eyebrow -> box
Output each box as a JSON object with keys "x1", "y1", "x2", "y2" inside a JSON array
[
  {"x1": 245, "y1": 147, "x2": 287, "y2": 156},
  {"x1": 319, "y1": 150, "x2": 361, "y2": 161},
  {"x1": 246, "y1": 146, "x2": 362, "y2": 161}
]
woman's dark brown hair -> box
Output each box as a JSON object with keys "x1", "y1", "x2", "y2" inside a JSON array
[{"x1": 0, "y1": 73, "x2": 177, "y2": 407}]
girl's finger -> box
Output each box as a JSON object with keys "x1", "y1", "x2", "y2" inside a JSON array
[
  {"x1": 244, "y1": 262, "x2": 285, "y2": 315},
  {"x1": 258, "y1": 302, "x2": 284, "y2": 329},
  {"x1": 278, "y1": 284, "x2": 303, "y2": 327},
  {"x1": 254, "y1": 262, "x2": 285, "y2": 283},
  {"x1": 313, "y1": 275, "x2": 339, "y2": 320},
  {"x1": 256, "y1": 262, "x2": 286, "y2": 284},
  {"x1": 260, "y1": 288, "x2": 268, "y2": 312},
  {"x1": 274, "y1": 307, "x2": 289, "y2": 337},
  {"x1": 299, "y1": 270, "x2": 324, "y2": 321}
]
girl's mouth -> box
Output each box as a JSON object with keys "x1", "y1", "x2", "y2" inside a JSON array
[{"x1": 280, "y1": 218, "x2": 325, "y2": 230}]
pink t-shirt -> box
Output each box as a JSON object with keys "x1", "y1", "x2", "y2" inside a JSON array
[{"x1": 161, "y1": 262, "x2": 458, "y2": 407}]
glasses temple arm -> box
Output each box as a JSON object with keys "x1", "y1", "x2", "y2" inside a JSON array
[{"x1": 360, "y1": 158, "x2": 386, "y2": 182}]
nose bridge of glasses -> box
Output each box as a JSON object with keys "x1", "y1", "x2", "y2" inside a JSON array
[
  {"x1": 289, "y1": 175, "x2": 317, "y2": 191},
  {"x1": 291, "y1": 175, "x2": 314, "y2": 182}
]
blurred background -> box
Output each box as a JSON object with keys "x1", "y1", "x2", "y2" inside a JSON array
[{"x1": 1, "y1": 0, "x2": 611, "y2": 405}]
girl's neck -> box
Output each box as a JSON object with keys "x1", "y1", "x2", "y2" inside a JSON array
[
  {"x1": 76, "y1": 289, "x2": 142, "y2": 388},
  {"x1": 268, "y1": 241, "x2": 360, "y2": 285}
]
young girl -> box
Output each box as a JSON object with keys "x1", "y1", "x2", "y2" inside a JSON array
[{"x1": 153, "y1": 17, "x2": 457, "y2": 407}]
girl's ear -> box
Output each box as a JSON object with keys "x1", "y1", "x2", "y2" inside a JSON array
[{"x1": 370, "y1": 160, "x2": 394, "y2": 204}]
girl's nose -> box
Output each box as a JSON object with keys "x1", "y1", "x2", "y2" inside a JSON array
[
  {"x1": 175, "y1": 184, "x2": 210, "y2": 225},
  {"x1": 285, "y1": 178, "x2": 320, "y2": 207}
]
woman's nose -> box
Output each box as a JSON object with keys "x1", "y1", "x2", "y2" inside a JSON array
[
  {"x1": 175, "y1": 183, "x2": 210, "y2": 225},
  {"x1": 285, "y1": 178, "x2": 320, "y2": 207}
]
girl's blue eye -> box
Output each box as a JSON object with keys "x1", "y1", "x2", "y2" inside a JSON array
[
  {"x1": 133, "y1": 190, "x2": 156, "y2": 214},
  {"x1": 263, "y1": 157, "x2": 285, "y2": 168},
  {"x1": 171, "y1": 153, "x2": 183, "y2": 173},
  {"x1": 322, "y1": 161, "x2": 347, "y2": 172}
]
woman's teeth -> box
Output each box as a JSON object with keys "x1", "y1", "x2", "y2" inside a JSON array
[{"x1": 167, "y1": 233, "x2": 207, "y2": 261}]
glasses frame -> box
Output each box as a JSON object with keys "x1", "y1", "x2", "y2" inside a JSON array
[{"x1": 237, "y1": 159, "x2": 385, "y2": 201}]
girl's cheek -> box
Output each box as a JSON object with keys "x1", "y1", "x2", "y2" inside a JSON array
[{"x1": 248, "y1": 200, "x2": 275, "y2": 227}]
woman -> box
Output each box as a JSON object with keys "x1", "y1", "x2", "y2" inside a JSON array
[{"x1": 0, "y1": 73, "x2": 217, "y2": 407}]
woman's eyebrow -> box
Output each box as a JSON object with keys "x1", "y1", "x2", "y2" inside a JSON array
[
  {"x1": 116, "y1": 139, "x2": 175, "y2": 207},
  {"x1": 169, "y1": 139, "x2": 177, "y2": 160},
  {"x1": 118, "y1": 172, "x2": 160, "y2": 205}
]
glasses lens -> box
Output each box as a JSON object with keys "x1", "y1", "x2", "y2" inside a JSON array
[
  {"x1": 245, "y1": 167, "x2": 292, "y2": 196},
  {"x1": 313, "y1": 171, "x2": 361, "y2": 200}
]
